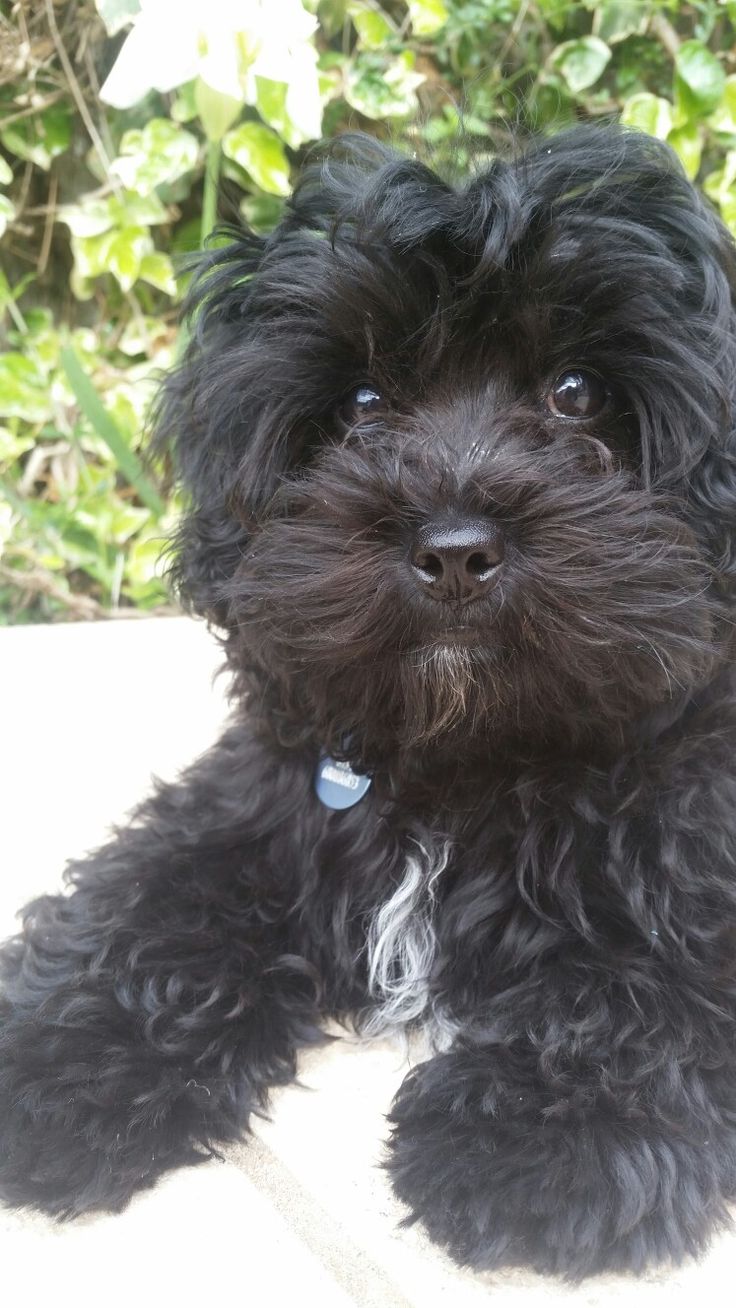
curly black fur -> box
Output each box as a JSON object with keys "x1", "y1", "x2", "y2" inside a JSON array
[{"x1": 4, "y1": 124, "x2": 736, "y2": 1280}]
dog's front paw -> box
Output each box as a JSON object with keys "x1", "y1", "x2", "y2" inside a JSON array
[
  {"x1": 0, "y1": 1014, "x2": 213, "y2": 1217},
  {"x1": 386, "y1": 1050, "x2": 734, "y2": 1279}
]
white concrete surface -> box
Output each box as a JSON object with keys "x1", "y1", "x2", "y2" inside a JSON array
[{"x1": 1, "y1": 616, "x2": 735, "y2": 1307}]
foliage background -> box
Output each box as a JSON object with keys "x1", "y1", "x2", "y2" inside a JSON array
[{"x1": 2, "y1": 0, "x2": 736, "y2": 622}]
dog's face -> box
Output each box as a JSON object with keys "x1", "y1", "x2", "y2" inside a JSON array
[{"x1": 159, "y1": 127, "x2": 736, "y2": 763}]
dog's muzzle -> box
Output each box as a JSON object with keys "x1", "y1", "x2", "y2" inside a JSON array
[{"x1": 409, "y1": 516, "x2": 504, "y2": 603}]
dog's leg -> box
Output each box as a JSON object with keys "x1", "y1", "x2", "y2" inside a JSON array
[
  {"x1": 0, "y1": 724, "x2": 329, "y2": 1217},
  {"x1": 386, "y1": 984, "x2": 736, "y2": 1278}
]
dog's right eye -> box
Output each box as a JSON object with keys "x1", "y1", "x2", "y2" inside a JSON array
[{"x1": 338, "y1": 384, "x2": 386, "y2": 426}]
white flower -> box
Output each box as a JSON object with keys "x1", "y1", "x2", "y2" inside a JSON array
[{"x1": 100, "y1": 0, "x2": 322, "y2": 142}]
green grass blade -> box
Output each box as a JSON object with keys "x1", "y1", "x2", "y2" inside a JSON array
[{"x1": 60, "y1": 346, "x2": 165, "y2": 517}]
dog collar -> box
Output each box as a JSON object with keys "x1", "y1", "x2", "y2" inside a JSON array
[{"x1": 315, "y1": 754, "x2": 372, "y2": 810}]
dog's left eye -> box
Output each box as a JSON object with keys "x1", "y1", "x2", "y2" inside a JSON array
[
  {"x1": 338, "y1": 384, "x2": 386, "y2": 426},
  {"x1": 546, "y1": 370, "x2": 608, "y2": 420}
]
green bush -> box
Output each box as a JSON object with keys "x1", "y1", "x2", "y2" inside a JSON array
[{"x1": 2, "y1": 0, "x2": 736, "y2": 621}]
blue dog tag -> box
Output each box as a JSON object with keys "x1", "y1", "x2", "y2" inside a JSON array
[{"x1": 315, "y1": 755, "x2": 372, "y2": 810}]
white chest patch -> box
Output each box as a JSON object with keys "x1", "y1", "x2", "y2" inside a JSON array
[{"x1": 362, "y1": 839, "x2": 453, "y2": 1039}]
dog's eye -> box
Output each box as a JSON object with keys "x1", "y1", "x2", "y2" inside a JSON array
[
  {"x1": 546, "y1": 370, "x2": 608, "y2": 420},
  {"x1": 338, "y1": 384, "x2": 385, "y2": 426}
]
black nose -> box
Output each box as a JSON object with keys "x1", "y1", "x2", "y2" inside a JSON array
[{"x1": 410, "y1": 518, "x2": 504, "y2": 603}]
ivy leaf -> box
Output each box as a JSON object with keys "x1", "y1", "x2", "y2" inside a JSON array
[
  {"x1": 550, "y1": 37, "x2": 612, "y2": 96},
  {"x1": 255, "y1": 77, "x2": 304, "y2": 149},
  {"x1": 319, "y1": 0, "x2": 348, "y2": 38},
  {"x1": 708, "y1": 76, "x2": 736, "y2": 137},
  {"x1": 102, "y1": 227, "x2": 152, "y2": 293},
  {"x1": 60, "y1": 198, "x2": 117, "y2": 239},
  {"x1": 675, "y1": 41, "x2": 725, "y2": 122},
  {"x1": 222, "y1": 123, "x2": 291, "y2": 196},
  {"x1": 592, "y1": 1, "x2": 647, "y2": 45},
  {"x1": 704, "y1": 152, "x2": 736, "y2": 237},
  {"x1": 60, "y1": 192, "x2": 169, "y2": 242},
  {"x1": 536, "y1": 0, "x2": 574, "y2": 32},
  {"x1": 407, "y1": 0, "x2": 449, "y2": 37},
  {"x1": 138, "y1": 252, "x2": 178, "y2": 296},
  {"x1": 667, "y1": 123, "x2": 703, "y2": 180},
  {"x1": 109, "y1": 193, "x2": 170, "y2": 227},
  {"x1": 111, "y1": 118, "x2": 199, "y2": 191},
  {"x1": 240, "y1": 192, "x2": 286, "y2": 234},
  {"x1": 620, "y1": 92, "x2": 673, "y2": 140},
  {"x1": 344, "y1": 51, "x2": 424, "y2": 120},
  {"x1": 348, "y1": 3, "x2": 395, "y2": 49},
  {"x1": 1, "y1": 108, "x2": 72, "y2": 170}
]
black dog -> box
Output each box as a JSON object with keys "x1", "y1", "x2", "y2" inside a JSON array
[{"x1": 3, "y1": 124, "x2": 736, "y2": 1280}]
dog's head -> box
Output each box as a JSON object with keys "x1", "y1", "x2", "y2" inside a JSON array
[{"x1": 156, "y1": 125, "x2": 736, "y2": 763}]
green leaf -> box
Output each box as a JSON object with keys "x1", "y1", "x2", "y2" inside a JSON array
[
  {"x1": 70, "y1": 231, "x2": 113, "y2": 283},
  {"x1": 0, "y1": 108, "x2": 72, "y2": 170},
  {"x1": 104, "y1": 226, "x2": 153, "y2": 292},
  {"x1": 536, "y1": 0, "x2": 575, "y2": 31},
  {"x1": 60, "y1": 191, "x2": 169, "y2": 242},
  {"x1": 715, "y1": 188, "x2": 736, "y2": 238},
  {"x1": 348, "y1": 3, "x2": 394, "y2": 48},
  {"x1": 675, "y1": 41, "x2": 725, "y2": 121},
  {"x1": 222, "y1": 123, "x2": 291, "y2": 196},
  {"x1": 240, "y1": 192, "x2": 286, "y2": 234},
  {"x1": 255, "y1": 77, "x2": 303, "y2": 149},
  {"x1": 171, "y1": 80, "x2": 199, "y2": 124},
  {"x1": 60, "y1": 197, "x2": 118, "y2": 239},
  {"x1": 122, "y1": 531, "x2": 169, "y2": 607},
  {"x1": 110, "y1": 192, "x2": 170, "y2": 227},
  {"x1": 111, "y1": 118, "x2": 199, "y2": 192},
  {"x1": 0, "y1": 157, "x2": 12, "y2": 185},
  {"x1": 77, "y1": 500, "x2": 151, "y2": 546},
  {"x1": 60, "y1": 348, "x2": 165, "y2": 516},
  {"x1": 620, "y1": 92, "x2": 673, "y2": 140},
  {"x1": 0, "y1": 425, "x2": 34, "y2": 466},
  {"x1": 0, "y1": 354, "x2": 49, "y2": 422},
  {"x1": 407, "y1": 0, "x2": 449, "y2": 36},
  {"x1": 344, "y1": 51, "x2": 424, "y2": 120},
  {"x1": 708, "y1": 76, "x2": 736, "y2": 136},
  {"x1": 667, "y1": 124, "x2": 703, "y2": 180},
  {"x1": 195, "y1": 78, "x2": 242, "y2": 144},
  {"x1": 138, "y1": 251, "x2": 178, "y2": 296},
  {"x1": 704, "y1": 152, "x2": 736, "y2": 236},
  {"x1": 550, "y1": 37, "x2": 612, "y2": 96},
  {"x1": 592, "y1": 1, "x2": 648, "y2": 45},
  {"x1": 318, "y1": 0, "x2": 348, "y2": 38}
]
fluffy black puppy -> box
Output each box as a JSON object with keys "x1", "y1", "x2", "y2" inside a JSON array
[{"x1": 3, "y1": 124, "x2": 736, "y2": 1280}]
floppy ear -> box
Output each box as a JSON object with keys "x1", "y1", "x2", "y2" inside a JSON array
[
  {"x1": 152, "y1": 231, "x2": 270, "y2": 625},
  {"x1": 151, "y1": 134, "x2": 413, "y2": 625}
]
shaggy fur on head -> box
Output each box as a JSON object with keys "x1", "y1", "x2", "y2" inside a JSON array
[{"x1": 3, "y1": 124, "x2": 736, "y2": 1281}]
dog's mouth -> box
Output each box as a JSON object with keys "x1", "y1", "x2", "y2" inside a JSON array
[{"x1": 425, "y1": 623, "x2": 488, "y2": 647}]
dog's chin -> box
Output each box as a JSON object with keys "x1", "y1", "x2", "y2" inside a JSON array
[
  {"x1": 394, "y1": 638, "x2": 507, "y2": 750},
  {"x1": 422, "y1": 625, "x2": 489, "y2": 647}
]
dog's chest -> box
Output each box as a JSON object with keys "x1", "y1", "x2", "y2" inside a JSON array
[{"x1": 363, "y1": 838, "x2": 458, "y2": 1044}]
